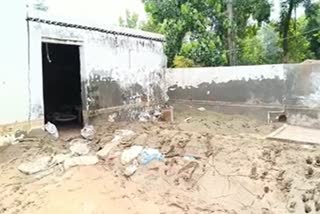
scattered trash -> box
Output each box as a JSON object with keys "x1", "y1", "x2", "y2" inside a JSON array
[
  {"x1": 81, "y1": 125, "x2": 95, "y2": 140},
  {"x1": 124, "y1": 160, "x2": 139, "y2": 177},
  {"x1": 121, "y1": 145, "x2": 144, "y2": 165},
  {"x1": 18, "y1": 156, "x2": 52, "y2": 175},
  {"x1": 139, "y1": 112, "x2": 151, "y2": 122},
  {"x1": 153, "y1": 110, "x2": 162, "y2": 120},
  {"x1": 44, "y1": 122, "x2": 59, "y2": 139},
  {"x1": 183, "y1": 155, "x2": 196, "y2": 161},
  {"x1": 64, "y1": 155, "x2": 99, "y2": 169},
  {"x1": 0, "y1": 134, "x2": 19, "y2": 147},
  {"x1": 197, "y1": 107, "x2": 206, "y2": 112},
  {"x1": 70, "y1": 142, "x2": 90, "y2": 156},
  {"x1": 108, "y1": 113, "x2": 117, "y2": 122},
  {"x1": 184, "y1": 117, "x2": 192, "y2": 123},
  {"x1": 138, "y1": 148, "x2": 164, "y2": 165}
]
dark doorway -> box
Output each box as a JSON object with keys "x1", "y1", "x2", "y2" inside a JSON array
[{"x1": 42, "y1": 43, "x2": 83, "y2": 127}]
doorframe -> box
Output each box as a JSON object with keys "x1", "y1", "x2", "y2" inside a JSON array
[{"x1": 41, "y1": 37, "x2": 89, "y2": 126}]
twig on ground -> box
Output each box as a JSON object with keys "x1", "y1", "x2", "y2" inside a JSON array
[
  {"x1": 234, "y1": 179, "x2": 259, "y2": 197},
  {"x1": 190, "y1": 168, "x2": 210, "y2": 189},
  {"x1": 169, "y1": 203, "x2": 189, "y2": 212}
]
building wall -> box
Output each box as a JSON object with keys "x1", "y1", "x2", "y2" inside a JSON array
[
  {"x1": 167, "y1": 64, "x2": 320, "y2": 128},
  {"x1": 284, "y1": 63, "x2": 320, "y2": 128},
  {"x1": 0, "y1": 1, "x2": 31, "y2": 129},
  {"x1": 28, "y1": 18, "x2": 167, "y2": 123},
  {"x1": 167, "y1": 65, "x2": 285, "y2": 105}
]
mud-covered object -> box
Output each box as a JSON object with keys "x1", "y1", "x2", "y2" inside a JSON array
[
  {"x1": 121, "y1": 146, "x2": 144, "y2": 165},
  {"x1": 81, "y1": 125, "x2": 95, "y2": 140},
  {"x1": 138, "y1": 148, "x2": 164, "y2": 165},
  {"x1": 44, "y1": 122, "x2": 59, "y2": 139},
  {"x1": 18, "y1": 156, "x2": 53, "y2": 175},
  {"x1": 70, "y1": 141, "x2": 90, "y2": 155}
]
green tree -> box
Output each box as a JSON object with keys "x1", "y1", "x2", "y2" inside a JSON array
[
  {"x1": 140, "y1": 17, "x2": 163, "y2": 33},
  {"x1": 305, "y1": 1, "x2": 320, "y2": 59},
  {"x1": 287, "y1": 17, "x2": 314, "y2": 62},
  {"x1": 239, "y1": 28, "x2": 264, "y2": 65},
  {"x1": 173, "y1": 56, "x2": 195, "y2": 68},
  {"x1": 258, "y1": 24, "x2": 282, "y2": 64},
  {"x1": 118, "y1": 10, "x2": 139, "y2": 29},
  {"x1": 143, "y1": 0, "x2": 271, "y2": 67},
  {"x1": 279, "y1": 0, "x2": 306, "y2": 62},
  {"x1": 240, "y1": 23, "x2": 282, "y2": 65}
]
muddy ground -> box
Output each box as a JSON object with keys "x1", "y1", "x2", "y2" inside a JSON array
[{"x1": 1, "y1": 104, "x2": 320, "y2": 214}]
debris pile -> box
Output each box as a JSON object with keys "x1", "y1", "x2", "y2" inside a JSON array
[{"x1": 18, "y1": 124, "x2": 99, "y2": 177}]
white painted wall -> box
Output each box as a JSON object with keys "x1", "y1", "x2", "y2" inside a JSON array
[
  {"x1": 167, "y1": 64, "x2": 285, "y2": 88},
  {"x1": 28, "y1": 16, "x2": 166, "y2": 121},
  {"x1": 0, "y1": 1, "x2": 30, "y2": 125}
]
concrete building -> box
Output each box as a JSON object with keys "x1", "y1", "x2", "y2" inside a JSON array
[{"x1": 0, "y1": 2, "x2": 167, "y2": 136}]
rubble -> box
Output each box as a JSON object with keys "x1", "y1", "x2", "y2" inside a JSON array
[
  {"x1": 7, "y1": 105, "x2": 319, "y2": 213},
  {"x1": 96, "y1": 142, "x2": 118, "y2": 159},
  {"x1": 69, "y1": 141, "x2": 90, "y2": 156},
  {"x1": 63, "y1": 156, "x2": 99, "y2": 169},
  {"x1": 0, "y1": 134, "x2": 21, "y2": 147},
  {"x1": 97, "y1": 129, "x2": 136, "y2": 159},
  {"x1": 161, "y1": 107, "x2": 174, "y2": 122},
  {"x1": 81, "y1": 125, "x2": 95, "y2": 140},
  {"x1": 121, "y1": 145, "x2": 144, "y2": 165},
  {"x1": 124, "y1": 160, "x2": 139, "y2": 177},
  {"x1": 112, "y1": 129, "x2": 135, "y2": 143},
  {"x1": 52, "y1": 153, "x2": 72, "y2": 164},
  {"x1": 18, "y1": 156, "x2": 52, "y2": 175},
  {"x1": 138, "y1": 112, "x2": 151, "y2": 122}
]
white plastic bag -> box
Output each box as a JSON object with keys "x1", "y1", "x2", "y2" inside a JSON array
[
  {"x1": 138, "y1": 148, "x2": 164, "y2": 165},
  {"x1": 44, "y1": 122, "x2": 59, "y2": 139}
]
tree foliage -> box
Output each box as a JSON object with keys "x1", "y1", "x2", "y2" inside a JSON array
[
  {"x1": 138, "y1": 0, "x2": 319, "y2": 67},
  {"x1": 304, "y1": 1, "x2": 320, "y2": 58},
  {"x1": 287, "y1": 17, "x2": 314, "y2": 62},
  {"x1": 118, "y1": 10, "x2": 139, "y2": 29},
  {"x1": 143, "y1": 0, "x2": 271, "y2": 67},
  {"x1": 173, "y1": 56, "x2": 195, "y2": 68}
]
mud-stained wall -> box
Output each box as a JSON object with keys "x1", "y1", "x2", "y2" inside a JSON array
[
  {"x1": 284, "y1": 63, "x2": 320, "y2": 128},
  {"x1": 28, "y1": 13, "x2": 167, "y2": 123},
  {"x1": 285, "y1": 63, "x2": 320, "y2": 107},
  {"x1": 167, "y1": 64, "x2": 320, "y2": 128},
  {"x1": 167, "y1": 65, "x2": 285, "y2": 105}
]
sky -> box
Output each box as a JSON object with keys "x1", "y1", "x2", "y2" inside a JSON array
[
  {"x1": 43, "y1": 0, "x2": 305, "y2": 26},
  {"x1": 46, "y1": 0, "x2": 147, "y2": 25}
]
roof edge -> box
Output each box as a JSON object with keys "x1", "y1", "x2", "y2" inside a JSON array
[{"x1": 27, "y1": 12, "x2": 165, "y2": 42}]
